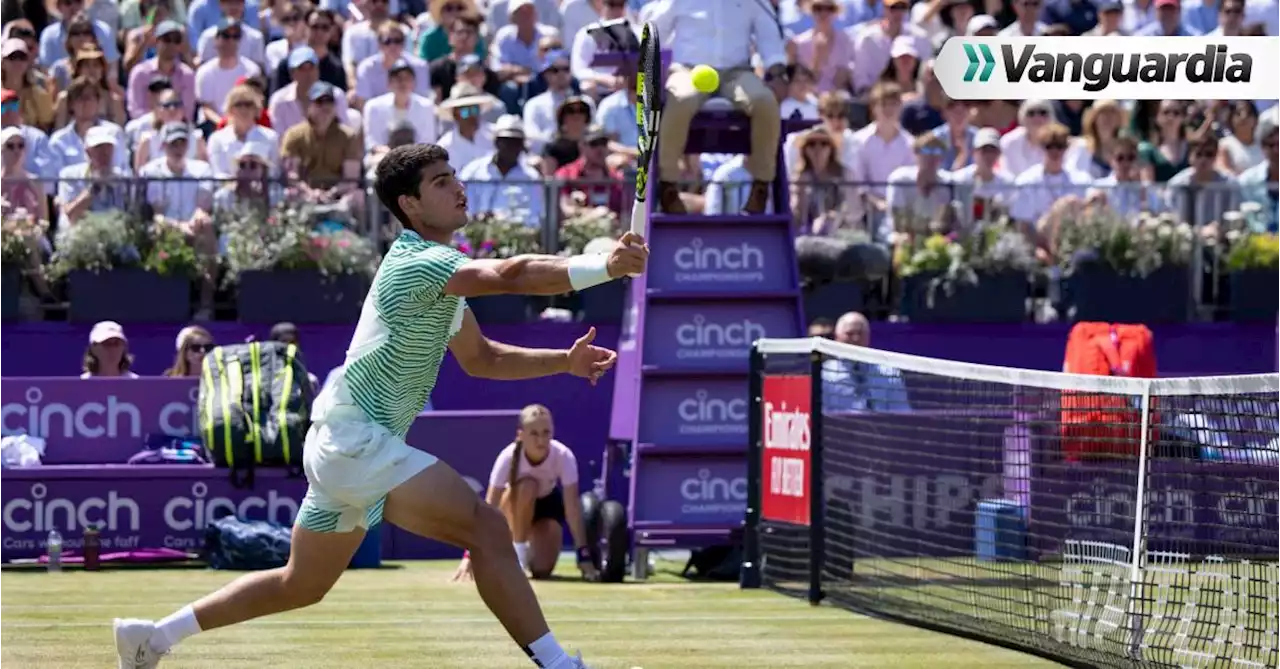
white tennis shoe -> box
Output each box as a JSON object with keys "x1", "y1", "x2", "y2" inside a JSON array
[{"x1": 113, "y1": 618, "x2": 165, "y2": 669}]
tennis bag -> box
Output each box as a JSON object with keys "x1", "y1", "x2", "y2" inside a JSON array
[
  {"x1": 1059, "y1": 322, "x2": 1158, "y2": 461},
  {"x1": 199, "y1": 341, "x2": 314, "y2": 487},
  {"x1": 204, "y1": 515, "x2": 292, "y2": 571}
]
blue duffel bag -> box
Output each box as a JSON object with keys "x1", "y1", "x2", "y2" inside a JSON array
[{"x1": 204, "y1": 516, "x2": 292, "y2": 570}]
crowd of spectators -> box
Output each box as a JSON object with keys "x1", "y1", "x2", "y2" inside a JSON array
[{"x1": 0, "y1": 0, "x2": 1277, "y2": 277}]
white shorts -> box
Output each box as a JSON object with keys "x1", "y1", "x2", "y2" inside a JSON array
[{"x1": 295, "y1": 409, "x2": 438, "y2": 533}]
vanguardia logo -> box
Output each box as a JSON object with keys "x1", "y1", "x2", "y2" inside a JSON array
[{"x1": 936, "y1": 37, "x2": 1278, "y2": 101}]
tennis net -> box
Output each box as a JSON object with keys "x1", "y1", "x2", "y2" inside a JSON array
[{"x1": 741, "y1": 337, "x2": 1279, "y2": 669}]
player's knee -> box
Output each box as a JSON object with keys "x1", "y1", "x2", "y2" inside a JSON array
[
  {"x1": 473, "y1": 502, "x2": 513, "y2": 550},
  {"x1": 748, "y1": 90, "x2": 780, "y2": 117},
  {"x1": 279, "y1": 566, "x2": 334, "y2": 609}
]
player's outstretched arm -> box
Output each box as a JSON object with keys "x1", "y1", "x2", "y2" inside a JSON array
[
  {"x1": 442, "y1": 232, "x2": 648, "y2": 298},
  {"x1": 449, "y1": 309, "x2": 618, "y2": 383}
]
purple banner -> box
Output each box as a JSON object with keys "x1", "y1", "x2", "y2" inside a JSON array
[
  {"x1": 647, "y1": 226, "x2": 794, "y2": 293},
  {"x1": 643, "y1": 300, "x2": 800, "y2": 372},
  {"x1": 0, "y1": 411, "x2": 520, "y2": 562},
  {"x1": 632, "y1": 457, "x2": 747, "y2": 526},
  {"x1": 2, "y1": 378, "x2": 199, "y2": 464},
  {"x1": 638, "y1": 377, "x2": 748, "y2": 448}
]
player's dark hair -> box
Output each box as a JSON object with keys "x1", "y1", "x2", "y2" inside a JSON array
[{"x1": 373, "y1": 143, "x2": 450, "y2": 228}]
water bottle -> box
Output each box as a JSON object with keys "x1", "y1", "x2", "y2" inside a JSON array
[
  {"x1": 46, "y1": 530, "x2": 63, "y2": 573},
  {"x1": 83, "y1": 525, "x2": 101, "y2": 572}
]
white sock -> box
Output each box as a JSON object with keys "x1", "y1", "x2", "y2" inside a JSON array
[
  {"x1": 149, "y1": 605, "x2": 202, "y2": 653},
  {"x1": 513, "y1": 541, "x2": 530, "y2": 571},
  {"x1": 524, "y1": 631, "x2": 569, "y2": 668}
]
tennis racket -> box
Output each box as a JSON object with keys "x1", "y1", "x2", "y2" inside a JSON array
[{"x1": 627, "y1": 20, "x2": 661, "y2": 272}]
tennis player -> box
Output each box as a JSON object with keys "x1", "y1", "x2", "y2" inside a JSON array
[
  {"x1": 113, "y1": 143, "x2": 648, "y2": 669},
  {"x1": 452, "y1": 405, "x2": 598, "y2": 582}
]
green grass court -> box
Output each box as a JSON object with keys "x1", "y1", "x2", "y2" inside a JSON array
[{"x1": 1, "y1": 557, "x2": 1061, "y2": 668}]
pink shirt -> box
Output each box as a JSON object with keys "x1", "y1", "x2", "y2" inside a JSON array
[
  {"x1": 792, "y1": 28, "x2": 854, "y2": 93},
  {"x1": 488, "y1": 439, "x2": 579, "y2": 499},
  {"x1": 126, "y1": 58, "x2": 198, "y2": 120}
]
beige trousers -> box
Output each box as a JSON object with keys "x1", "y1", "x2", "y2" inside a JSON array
[{"x1": 657, "y1": 65, "x2": 782, "y2": 182}]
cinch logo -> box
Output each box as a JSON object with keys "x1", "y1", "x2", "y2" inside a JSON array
[
  {"x1": 673, "y1": 238, "x2": 766, "y2": 283},
  {"x1": 0, "y1": 386, "x2": 197, "y2": 440},
  {"x1": 763, "y1": 400, "x2": 810, "y2": 453},
  {"x1": 163, "y1": 482, "x2": 300, "y2": 531},
  {"x1": 675, "y1": 314, "x2": 766, "y2": 354},
  {"x1": 680, "y1": 468, "x2": 747, "y2": 502},
  {"x1": 937, "y1": 37, "x2": 1276, "y2": 101},
  {"x1": 2, "y1": 483, "x2": 141, "y2": 532},
  {"x1": 678, "y1": 390, "x2": 747, "y2": 424}
]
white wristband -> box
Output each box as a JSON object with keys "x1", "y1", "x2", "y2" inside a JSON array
[{"x1": 567, "y1": 254, "x2": 613, "y2": 291}]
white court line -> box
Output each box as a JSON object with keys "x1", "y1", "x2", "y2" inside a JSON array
[
  {"x1": 1, "y1": 596, "x2": 789, "y2": 612},
  {"x1": 2, "y1": 613, "x2": 855, "y2": 629}
]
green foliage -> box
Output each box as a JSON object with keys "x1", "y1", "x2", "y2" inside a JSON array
[{"x1": 219, "y1": 203, "x2": 381, "y2": 286}]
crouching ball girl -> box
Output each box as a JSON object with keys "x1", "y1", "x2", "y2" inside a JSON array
[{"x1": 453, "y1": 405, "x2": 599, "y2": 581}]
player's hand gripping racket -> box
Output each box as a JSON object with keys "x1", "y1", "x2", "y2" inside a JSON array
[{"x1": 626, "y1": 21, "x2": 661, "y2": 276}]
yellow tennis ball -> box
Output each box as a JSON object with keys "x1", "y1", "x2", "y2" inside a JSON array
[{"x1": 691, "y1": 65, "x2": 719, "y2": 93}]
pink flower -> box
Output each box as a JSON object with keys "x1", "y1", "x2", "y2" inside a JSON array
[
  {"x1": 158, "y1": 251, "x2": 169, "y2": 260},
  {"x1": 337, "y1": 238, "x2": 350, "y2": 248}
]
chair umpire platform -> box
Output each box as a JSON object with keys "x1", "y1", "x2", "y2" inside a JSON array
[{"x1": 594, "y1": 72, "x2": 810, "y2": 579}]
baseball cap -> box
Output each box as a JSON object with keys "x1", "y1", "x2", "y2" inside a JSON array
[
  {"x1": 147, "y1": 75, "x2": 173, "y2": 93},
  {"x1": 155, "y1": 19, "x2": 184, "y2": 38},
  {"x1": 508, "y1": 0, "x2": 535, "y2": 17},
  {"x1": 84, "y1": 125, "x2": 118, "y2": 148},
  {"x1": 161, "y1": 122, "x2": 190, "y2": 144},
  {"x1": 584, "y1": 125, "x2": 609, "y2": 143},
  {"x1": 308, "y1": 81, "x2": 336, "y2": 101},
  {"x1": 974, "y1": 127, "x2": 1002, "y2": 150},
  {"x1": 493, "y1": 114, "x2": 525, "y2": 139},
  {"x1": 388, "y1": 58, "x2": 414, "y2": 76},
  {"x1": 966, "y1": 14, "x2": 999, "y2": 35},
  {"x1": 236, "y1": 141, "x2": 273, "y2": 165},
  {"x1": 540, "y1": 49, "x2": 569, "y2": 73},
  {"x1": 288, "y1": 46, "x2": 319, "y2": 69},
  {"x1": 1, "y1": 126, "x2": 22, "y2": 144},
  {"x1": 216, "y1": 17, "x2": 242, "y2": 34},
  {"x1": 458, "y1": 54, "x2": 483, "y2": 72},
  {"x1": 890, "y1": 36, "x2": 918, "y2": 59},
  {"x1": 89, "y1": 321, "x2": 126, "y2": 344},
  {"x1": 2, "y1": 38, "x2": 28, "y2": 58},
  {"x1": 1097, "y1": 0, "x2": 1123, "y2": 11}
]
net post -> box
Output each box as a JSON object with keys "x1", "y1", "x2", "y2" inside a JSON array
[
  {"x1": 807, "y1": 348, "x2": 825, "y2": 606},
  {"x1": 1124, "y1": 382, "x2": 1154, "y2": 660},
  {"x1": 740, "y1": 341, "x2": 764, "y2": 589}
]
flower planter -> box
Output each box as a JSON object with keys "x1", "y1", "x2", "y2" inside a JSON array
[
  {"x1": 237, "y1": 270, "x2": 368, "y2": 324},
  {"x1": 1227, "y1": 269, "x2": 1279, "y2": 322},
  {"x1": 899, "y1": 271, "x2": 1029, "y2": 323},
  {"x1": 67, "y1": 269, "x2": 191, "y2": 323},
  {"x1": 803, "y1": 281, "x2": 865, "y2": 323},
  {"x1": 2, "y1": 265, "x2": 21, "y2": 322},
  {"x1": 467, "y1": 294, "x2": 531, "y2": 324},
  {"x1": 1060, "y1": 263, "x2": 1190, "y2": 323},
  {"x1": 577, "y1": 279, "x2": 628, "y2": 324}
]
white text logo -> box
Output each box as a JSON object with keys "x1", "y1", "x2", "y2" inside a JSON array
[
  {"x1": 675, "y1": 314, "x2": 766, "y2": 360},
  {"x1": 162, "y1": 482, "x2": 299, "y2": 531},
  {"x1": 0, "y1": 386, "x2": 197, "y2": 440},
  {"x1": 673, "y1": 238, "x2": 766, "y2": 283},
  {"x1": 2, "y1": 483, "x2": 141, "y2": 532},
  {"x1": 677, "y1": 390, "x2": 747, "y2": 435},
  {"x1": 680, "y1": 468, "x2": 747, "y2": 516}
]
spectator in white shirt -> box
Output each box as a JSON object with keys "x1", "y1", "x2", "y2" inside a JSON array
[
  {"x1": 437, "y1": 82, "x2": 498, "y2": 171},
  {"x1": 486, "y1": 0, "x2": 563, "y2": 34},
  {"x1": 197, "y1": 10, "x2": 265, "y2": 65},
  {"x1": 490, "y1": 0, "x2": 560, "y2": 90},
  {"x1": 460, "y1": 114, "x2": 546, "y2": 227},
  {"x1": 1218, "y1": 100, "x2": 1266, "y2": 175},
  {"x1": 1070, "y1": 99, "x2": 1129, "y2": 179},
  {"x1": 194, "y1": 19, "x2": 261, "y2": 126},
  {"x1": 1010, "y1": 122, "x2": 1093, "y2": 233},
  {"x1": 341, "y1": 0, "x2": 396, "y2": 89},
  {"x1": 848, "y1": 82, "x2": 916, "y2": 231},
  {"x1": 264, "y1": 6, "x2": 308, "y2": 73},
  {"x1": 354, "y1": 23, "x2": 431, "y2": 108},
  {"x1": 206, "y1": 83, "x2": 279, "y2": 176},
  {"x1": 364, "y1": 59, "x2": 439, "y2": 157},
  {"x1": 134, "y1": 88, "x2": 209, "y2": 171},
  {"x1": 784, "y1": 90, "x2": 860, "y2": 180},
  {"x1": 1166, "y1": 133, "x2": 1242, "y2": 225},
  {"x1": 705, "y1": 154, "x2": 774, "y2": 215},
  {"x1": 1090, "y1": 134, "x2": 1163, "y2": 218},
  {"x1": 522, "y1": 49, "x2": 586, "y2": 152},
  {"x1": 1000, "y1": 99, "x2": 1056, "y2": 177},
  {"x1": 885, "y1": 133, "x2": 958, "y2": 239},
  {"x1": 213, "y1": 141, "x2": 283, "y2": 212},
  {"x1": 138, "y1": 122, "x2": 218, "y2": 318},
  {"x1": 951, "y1": 127, "x2": 1016, "y2": 224},
  {"x1": 848, "y1": 0, "x2": 933, "y2": 96},
  {"x1": 560, "y1": 0, "x2": 604, "y2": 45},
  {"x1": 649, "y1": 0, "x2": 786, "y2": 215},
  {"x1": 55, "y1": 125, "x2": 132, "y2": 227},
  {"x1": 780, "y1": 64, "x2": 820, "y2": 121},
  {"x1": 568, "y1": 0, "x2": 633, "y2": 99},
  {"x1": 998, "y1": 0, "x2": 1048, "y2": 34}
]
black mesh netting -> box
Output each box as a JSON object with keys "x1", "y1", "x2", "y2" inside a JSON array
[{"x1": 754, "y1": 348, "x2": 1278, "y2": 669}]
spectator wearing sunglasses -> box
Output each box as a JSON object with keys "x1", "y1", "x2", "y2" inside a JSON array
[
  {"x1": 487, "y1": 0, "x2": 564, "y2": 35},
  {"x1": 166, "y1": 326, "x2": 216, "y2": 377},
  {"x1": 568, "y1": 0, "x2": 633, "y2": 99},
  {"x1": 49, "y1": 77, "x2": 130, "y2": 173},
  {"x1": 353, "y1": 23, "x2": 432, "y2": 108},
  {"x1": 1089, "y1": 135, "x2": 1162, "y2": 218},
  {"x1": 884, "y1": 133, "x2": 960, "y2": 240},
  {"x1": 1009, "y1": 122, "x2": 1093, "y2": 230},
  {"x1": 126, "y1": 20, "x2": 196, "y2": 120},
  {"x1": 135, "y1": 88, "x2": 207, "y2": 170},
  {"x1": 489, "y1": 0, "x2": 561, "y2": 103},
  {"x1": 213, "y1": 141, "x2": 282, "y2": 212},
  {"x1": 0, "y1": 89, "x2": 55, "y2": 179},
  {"x1": 208, "y1": 83, "x2": 277, "y2": 176},
  {"x1": 1165, "y1": 133, "x2": 1241, "y2": 226},
  {"x1": 121, "y1": 0, "x2": 179, "y2": 72},
  {"x1": 268, "y1": 46, "x2": 353, "y2": 133},
  {"x1": 1, "y1": 38, "x2": 54, "y2": 132},
  {"x1": 186, "y1": 0, "x2": 261, "y2": 51},
  {"x1": 1000, "y1": 99, "x2": 1058, "y2": 178},
  {"x1": 437, "y1": 82, "x2": 499, "y2": 170},
  {"x1": 125, "y1": 76, "x2": 173, "y2": 144},
  {"x1": 417, "y1": 0, "x2": 486, "y2": 63},
  {"x1": 120, "y1": 0, "x2": 188, "y2": 33},
  {"x1": 263, "y1": 4, "x2": 306, "y2": 72},
  {"x1": 341, "y1": 0, "x2": 397, "y2": 91},
  {"x1": 196, "y1": 1, "x2": 265, "y2": 64},
  {"x1": 363, "y1": 59, "x2": 439, "y2": 158},
  {"x1": 950, "y1": 127, "x2": 1016, "y2": 223},
  {"x1": 270, "y1": 9, "x2": 347, "y2": 94},
  {"x1": 429, "y1": 17, "x2": 501, "y2": 102},
  {"x1": 522, "y1": 50, "x2": 592, "y2": 153},
  {"x1": 37, "y1": 0, "x2": 119, "y2": 68},
  {"x1": 1237, "y1": 116, "x2": 1278, "y2": 233},
  {"x1": 998, "y1": 0, "x2": 1048, "y2": 35},
  {"x1": 195, "y1": 18, "x2": 262, "y2": 128}
]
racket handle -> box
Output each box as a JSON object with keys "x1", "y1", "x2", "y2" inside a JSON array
[{"x1": 626, "y1": 197, "x2": 648, "y2": 277}]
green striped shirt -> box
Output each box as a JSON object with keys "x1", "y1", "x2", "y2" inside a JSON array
[{"x1": 336, "y1": 230, "x2": 470, "y2": 437}]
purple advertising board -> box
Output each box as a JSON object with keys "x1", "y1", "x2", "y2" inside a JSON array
[
  {"x1": 646, "y1": 225, "x2": 794, "y2": 294},
  {"x1": 637, "y1": 376, "x2": 748, "y2": 448},
  {"x1": 642, "y1": 300, "x2": 800, "y2": 372},
  {"x1": 631, "y1": 457, "x2": 747, "y2": 526},
  {"x1": 0, "y1": 411, "x2": 520, "y2": 562}
]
